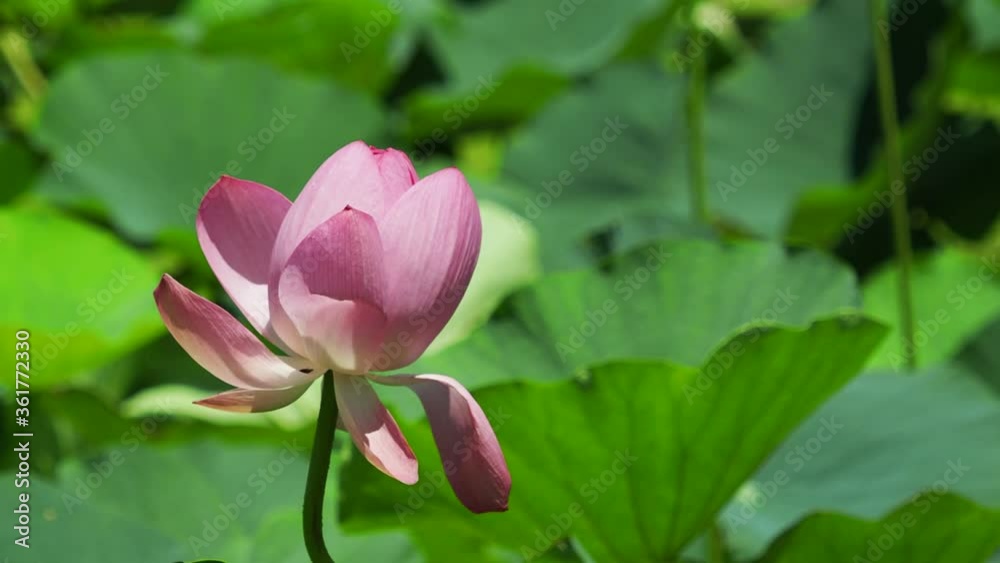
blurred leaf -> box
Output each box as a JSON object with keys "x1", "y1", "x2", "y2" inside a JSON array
[
  {"x1": 1, "y1": 0, "x2": 79, "y2": 29},
  {"x1": 862, "y1": 248, "x2": 1000, "y2": 370},
  {"x1": 942, "y1": 51, "x2": 1000, "y2": 122},
  {"x1": 2, "y1": 439, "x2": 419, "y2": 562},
  {"x1": 428, "y1": 0, "x2": 666, "y2": 86},
  {"x1": 501, "y1": 0, "x2": 870, "y2": 266},
  {"x1": 31, "y1": 51, "x2": 385, "y2": 240},
  {"x1": 178, "y1": 0, "x2": 301, "y2": 22},
  {"x1": 405, "y1": 239, "x2": 861, "y2": 395},
  {"x1": 723, "y1": 365, "x2": 1000, "y2": 558},
  {"x1": 122, "y1": 383, "x2": 323, "y2": 432},
  {"x1": 754, "y1": 493, "x2": 1000, "y2": 563},
  {"x1": 965, "y1": 0, "x2": 1000, "y2": 50},
  {"x1": 247, "y1": 508, "x2": 422, "y2": 563},
  {"x1": 45, "y1": 16, "x2": 180, "y2": 66},
  {"x1": 0, "y1": 208, "x2": 162, "y2": 388},
  {"x1": 723, "y1": 0, "x2": 815, "y2": 17},
  {"x1": 194, "y1": 0, "x2": 404, "y2": 94},
  {"x1": 403, "y1": 65, "x2": 568, "y2": 139},
  {"x1": 340, "y1": 318, "x2": 887, "y2": 562}
]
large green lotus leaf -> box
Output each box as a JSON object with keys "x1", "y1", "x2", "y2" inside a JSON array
[
  {"x1": 754, "y1": 493, "x2": 1000, "y2": 563},
  {"x1": 193, "y1": 0, "x2": 406, "y2": 94},
  {"x1": 404, "y1": 239, "x2": 860, "y2": 394},
  {"x1": 2, "y1": 439, "x2": 419, "y2": 562},
  {"x1": 861, "y1": 248, "x2": 1000, "y2": 370},
  {"x1": 31, "y1": 51, "x2": 385, "y2": 240},
  {"x1": 0, "y1": 208, "x2": 163, "y2": 388},
  {"x1": 722, "y1": 365, "x2": 1000, "y2": 558},
  {"x1": 500, "y1": 0, "x2": 869, "y2": 267},
  {"x1": 427, "y1": 0, "x2": 663, "y2": 88},
  {"x1": 402, "y1": 65, "x2": 570, "y2": 140},
  {"x1": 340, "y1": 318, "x2": 887, "y2": 562}
]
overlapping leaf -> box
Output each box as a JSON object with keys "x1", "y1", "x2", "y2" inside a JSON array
[
  {"x1": 341, "y1": 319, "x2": 887, "y2": 562},
  {"x1": 0, "y1": 208, "x2": 162, "y2": 388}
]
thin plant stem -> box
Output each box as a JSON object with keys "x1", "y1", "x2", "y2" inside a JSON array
[
  {"x1": 869, "y1": 0, "x2": 917, "y2": 370},
  {"x1": 0, "y1": 29, "x2": 46, "y2": 100},
  {"x1": 303, "y1": 372, "x2": 339, "y2": 563},
  {"x1": 684, "y1": 0, "x2": 710, "y2": 224}
]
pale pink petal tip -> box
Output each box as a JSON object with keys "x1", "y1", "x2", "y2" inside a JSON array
[
  {"x1": 370, "y1": 374, "x2": 511, "y2": 513},
  {"x1": 335, "y1": 375, "x2": 418, "y2": 484},
  {"x1": 194, "y1": 384, "x2": 311, "y2": 413}
]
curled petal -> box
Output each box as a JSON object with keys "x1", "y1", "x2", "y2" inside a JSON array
[
  {"x1": 375, "y1": 169, "x2": 482, "y2": 370},
  {"x1": 273, "y1": 208, "x2": 388, "y2": 373},
  {"x1": 369, "y1": 373, "x2": 510, "y2": 513},
  {"x1": 194, "y1": 384, "x2": 312, "y2": 413},
  {"x1": 372, "y1": 147, "x2": 418, "y2": 210},
  {"x1": 270, "y1": 141, "x2": 385, "y2": 276},
  {"x1": 196, "y1": 176, "x2": 291, "y2": 344},
  {"x1": 335, "y1": 375, "x2": 418, "y2": 484},
  {"x1": 154, "y1": 275, "x2": 313, "y2": 390}
]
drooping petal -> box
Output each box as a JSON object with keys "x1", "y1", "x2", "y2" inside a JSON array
[
  {"x1": 335, "y1": 374, "x2": 418, "y2": 484},
  {"x1": 194, "y1": 383, "x2": 312, "y2": 413},
  {"x1": 154, "y1": 275, "x2": 314, "y2": 390},
  {"x1": 270, "y1": 141, "x2": 386, "y2": 276},
  {"x1": 273, "y1": 208, "x2": 388, "y2": 374},
  {"x1": 372, "y1": 147, "x2": 418, "y2": 210},
  {"x1": 196, "y1": 175, "x2": 290, "y2": 343},
  {"x1": 369, "y1": 373, "x2": 510, "y2": 513},
  {"x1": 375, "y1": 168, "x2": 482, "y2": 370}
]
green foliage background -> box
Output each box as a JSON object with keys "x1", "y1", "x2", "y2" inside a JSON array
[{"x1": 2, "y1": 0, "x2": 1000, "y2": 561}]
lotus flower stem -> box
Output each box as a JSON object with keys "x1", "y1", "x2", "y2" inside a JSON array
[
  {"x1": 303, "y1": 372, "x2": 338, "y2": 563},
  {"x1": 684, "y1": 0, "x2": 710, "y2": 224},
  {"x1": 869, "y1": 0, "x2": 917, "y2": 370}
]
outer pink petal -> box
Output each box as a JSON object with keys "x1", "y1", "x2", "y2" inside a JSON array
[
  {"x1": 374, "y1": 168, "x2": 482, "y2": 370},
  {"x1": 196, "y1": 175, "x2": 291, "y2": 345},
  {"x1": 154, "y1": 275, "x2": 313, "y2": 390},
  {"x1": 273, "y1": 208, "x2": 388, "y2": 374},
  {"x1": 335, "y1": 375, "x2": 418, "y2": 484},
  {"x1": 369, "y1": 374, "x2": 510, "y2": 513},
  {"x1": 194, "y1": 384, "x2": 312, "y2": 413},
  {"x1": 372, "y1": 147, "x2": 418, "y2": 210},
  {"x1": 270, "y1": 141, "x2": 386, "y2": 276}
]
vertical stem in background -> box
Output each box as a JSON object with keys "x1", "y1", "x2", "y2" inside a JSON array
[
  {"x1": 684, "y1": 0, "x2": 710, "y2": 224},
  {"x1": 869, "y1": 0, "x2": 917, "y2": 370},
  {"x1": 303, "y1": 372, "x2": 339, "y2": 563},
  {"x1": 684, "y1": 1, "x2": 725, "y2": 559},
  {"x1": 0, "y1": 29, "x2": 46, "y2": 100}
]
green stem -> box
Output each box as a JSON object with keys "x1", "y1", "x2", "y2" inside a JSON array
[
  {"x1": 0, "y1": 29, "x2": 46, "y2": 100},
  {"x1": 303, "y1": 372, "x2": 338, "y2": 563},
  {"x1": 684, "y1": 0, "x2": 710, "y2": 224},
  {"x1": 869, "y1": 0, "x2": 916, "y2": 370}
]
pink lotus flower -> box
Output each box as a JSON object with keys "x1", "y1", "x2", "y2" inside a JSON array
[{"x1": 154, "y1": 141, "x2": 510, "y2": 513}]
